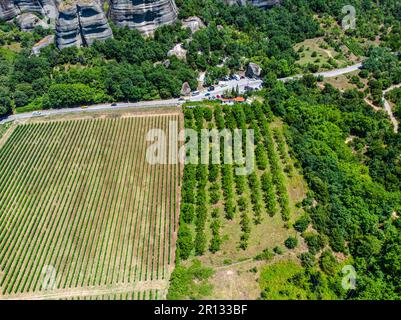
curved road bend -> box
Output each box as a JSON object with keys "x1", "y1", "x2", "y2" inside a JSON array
[{"x1": 383, "y1": 83, "x2": 401, "y2": 133}]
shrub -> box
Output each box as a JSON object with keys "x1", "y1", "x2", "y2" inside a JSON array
[
  {"x1": 194, "y1": 230, "x2": 207, "y2": 256},
  {"x1": 181, "y1": 203, "x2": 195, "y2": 223},
  {"x1": 255, "y1": 248, "x2": 274, "y2": 261},
  {"x1": 294, "y1": 215, "x2": 310, "y2": 233},
  {"x1": 285, "y1": 236, "x2": 298, "y2": 249},
  {"x1": 300, "y1": 252, "x2": 315, "y2": 268},
  {"x1": 167, "y1": 260, "x2": 213, "y2": 300},
  {"x1": 177, "y1": 223, "x2": 194, "y2": 260},
  {"x1": 304, "y1": 232, "x2": 325, "y2": 255},
  {"x1": 273, "y1": 246, "x2": 284, "y2": 255},
  {"x1": 319, "y1": 250, "x2": 338, "y2": 275}
]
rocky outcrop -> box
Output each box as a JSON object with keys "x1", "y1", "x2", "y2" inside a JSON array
[
  {"x1": 246, "y1": 62, "x2": 261, "y2": 78},
  {"x1": 77, "y1": 0, "x2": 113, "y2": 46},
  {"x1": 55, "y1": 2, "x2": 81, "y2": 48},
  {"x1": 17, "y1": 12, "x2": 48, "y2": 31},
  {"x1": 56, "y1": 0, "x2": 112, "y2": 49},
  {"x1": 1, "y1": 0, "x2": 112, "y2": 49},
  {"x1": 167, "y1": 43, "x2": 186, "y2": 60},
  {"x1": 182, "y1": 16, "x2": 205, "y2": 33},
  {"x1": 181, "y1": 82, "x2": 191, "y2": 96},
  {"x1": 1, "y1": 0, "x2": 57, "y2": 21},
  {"x1": 109, "y1": 0, "x2": 178, "y2": 35},
  {"x1": 0, "y1": 0, "x2": 18, "y2": 20}
]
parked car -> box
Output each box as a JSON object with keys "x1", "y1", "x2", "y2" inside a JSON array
[
  {"x1": 111, "y1": 103, "x2": 117, "y2": 106},
  {"x1": 192, "y1": 90, "x2": 200, "y2": 96},
  {"x1": 32, "y1": 111, "x2": 42, "y2": 116},
  {"x1": 205, "y1": 93, "x2": 211, "y2": 97},
  {"x1": 208, "y1": 86, "x2": 215, "y2": 91}
]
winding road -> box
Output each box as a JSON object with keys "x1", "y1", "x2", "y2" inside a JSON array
[
  {"x1": 383, "y1": 84, "x2": 401, "y2": 133},
  {"x1": 0, "y1": 63, "x2": 363, "y2": 125}
]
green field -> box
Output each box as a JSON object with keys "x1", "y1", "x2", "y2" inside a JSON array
[
  {"x1": 171, "y1": 102, "x2": 307, "y2": 299},
  {"x1": 0, "y1": 113, "x2": 181, "y2": 299}
]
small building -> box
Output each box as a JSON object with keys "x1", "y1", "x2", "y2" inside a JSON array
[{"x1": 221, "y1": 97, "x2": 246, "y2": 105}]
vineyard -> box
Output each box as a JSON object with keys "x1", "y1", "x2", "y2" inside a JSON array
[
  {"x1": 171, "y1": 101, "x2": 306, "y2": 299},
  {"x1": 0, "y1": 113, "x2": 182, "y2": 299}
]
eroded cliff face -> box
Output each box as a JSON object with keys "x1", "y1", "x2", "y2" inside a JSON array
[
  {"x1": 0, "y1": 0, "x2": 18, "y2": 21},
  {"x1": 108, "y1": 0, "x2": 178, "y2": 35},
  {"x1": 0, "y1": 0, "x2": 56, "y2": 21},
  {"x1": 56, "y1": 0, "x2": 113, "y2": 49},
  {"x1": 55, "y1": 2, "x2": 81, "y2": 48},
  {"x1": 0, "y1": 0, "x2": 113, "y2": 49},
  {"x1": 1, "y1": 0, "x2": 282, "y2": 50},
  {"x1": 78, "y1": 0, "x2": 113, "y2": 45}
]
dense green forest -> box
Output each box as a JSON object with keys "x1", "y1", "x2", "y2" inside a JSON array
[
  {"x1": 263, "y1": 74, "x2": 401, "y2": 298},
  {"x1": 1, "y1": 0, "x2": 399, "y2": 118},
  {"x1": 1, "y1": 0, "x2": 401, "y2": 300}
]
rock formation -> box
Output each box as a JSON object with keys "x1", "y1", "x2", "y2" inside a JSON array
[
  {"x1": 181, "y1": 82, "x2": 191, "y2": 96},
  {"x1": 17, "y1": 12, "x2": 48, "y2": 31},
  {"x1": 56, "y1": 0, "x2": 113, "y2": 49},
  {"x1": 55, "y1": 2, "x2": 82, "y2": 48},
  {"x1": 246, "y1": 62, "x2": 262, "y2": 78},
  {"x1": 1, "y1": 0, "x2": 182, "y2": 49},
  {"x1": 108, "y1": 0, "x2": 178, "y2": 35},
  {"x1": 1, "y1": 0, "x2": 57, "y2": 22},
  {"x1": 182, "y1": 16, "x2": 205, "y2": 34},
  {"x1": 0, "y1": 0, "x2": 18, "y2": 21},
  {"x1": 167, "y1": 43, "x2": 186, "y2": 60},
  {"x1": 1, "y1": 0, "x2": 113, "y2": 49},
  {"x1": 77, "y1": 0, "x2": 113, "y2": 45}
]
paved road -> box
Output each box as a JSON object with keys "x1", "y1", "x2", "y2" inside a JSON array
[
  {"x1": 279, "y1": 63, "x2": 362, "y2": 82},
  {"x1": 0, "y1": 63, "x2": 362, "y2": 125}
]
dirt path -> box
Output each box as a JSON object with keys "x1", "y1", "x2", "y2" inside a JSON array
[
  {"x1": 0, "y1": 280, "x2": 168, "y2": 300},
  {"x1": 383, "y1": 84, "x2": 401, "y2": 133},
  {"x1": 364, "y1": 98, "x2": 381, "y2": 111},
  {"x1": 214, "y1": 259, "x2": 255, "y2": 271}
]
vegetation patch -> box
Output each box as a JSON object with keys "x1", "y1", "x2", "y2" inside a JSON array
[
  {"x1": 0, "y1": 113, "x2": 182, "y2": 297},
  {"x1": 167, "y1": 260, "x2": 213, "y2": 300}
]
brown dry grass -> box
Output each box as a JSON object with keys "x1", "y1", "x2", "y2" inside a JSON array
[{"x1": 190, "y1": 117, "x2": 308, "y2": 299}]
